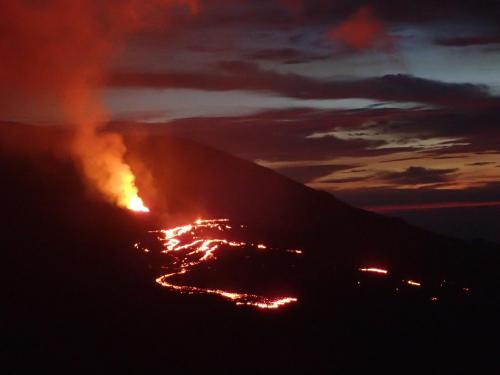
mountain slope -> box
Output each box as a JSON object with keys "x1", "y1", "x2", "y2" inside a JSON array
[{"x1": 2, "y1": 122, "x2": 500, "y2": 373}]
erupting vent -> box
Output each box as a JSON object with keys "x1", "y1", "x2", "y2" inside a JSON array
[{"x1": 127, "y1": 195, "x2": 150, "y2": 213}]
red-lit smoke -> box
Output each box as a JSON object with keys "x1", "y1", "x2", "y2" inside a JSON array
[{"x1": 0, "y1": 0, "x2": 196, "y2": 211}]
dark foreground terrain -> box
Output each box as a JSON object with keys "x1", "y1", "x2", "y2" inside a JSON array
[{"x1": 2, "y1": 123, "x2": 500, "y2": 373}]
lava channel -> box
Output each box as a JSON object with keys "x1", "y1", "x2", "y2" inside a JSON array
[{"x1": 134, "y1": 219, "x2": 301, "y2": 309}]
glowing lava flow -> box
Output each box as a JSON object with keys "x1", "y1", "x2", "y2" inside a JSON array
[
  {"x1": 406, "y1": 280, "x2": 421, "y2": 287},
  {"x1": 136, "y1": 219, "x2": 300, "y2": 309},
  {"x1": 359, "y1": 267, "x2": 388, "y2": 275}
]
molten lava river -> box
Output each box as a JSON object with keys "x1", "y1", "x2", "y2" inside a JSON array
[{"x1": 134, "y1": 219, "x2": 303, "y2": 309}]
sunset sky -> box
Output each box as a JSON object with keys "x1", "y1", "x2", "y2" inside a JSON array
[{"x1": 3, "y1": 0, "x2": 500, "y2": 239}]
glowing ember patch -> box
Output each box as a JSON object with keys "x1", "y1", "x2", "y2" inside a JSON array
[
  {"x1": 359, "y1": 267, "x2": 388, "y2": 275},
  {"x1": 407, "y1": 280, "x2": 421, "y2": 287},
  {"x1": 137, "y1": 219, "x2": 301, "y2": 310}
]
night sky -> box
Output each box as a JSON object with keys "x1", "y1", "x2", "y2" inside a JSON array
[{"x1": 3, "y1": 0, "x2": 500, "y2": 241}]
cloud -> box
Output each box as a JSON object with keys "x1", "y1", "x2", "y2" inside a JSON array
[
  {"x1": 112, "y1": 102, "x2": 500, "y2": 165},
  {"x1": 381, "y1": 107, "x2": 500, "y2": 153},
  {"x1": 316, "y1": 166, "x2": 460, "y2": 189},
  {"x1": 334, "y1": 182, "x2": 500, "y2": 212},
  {"x1": 366, "y1": 200, "x2": 500, "y2": 213},
  {"x1": 306, "y1": 122, "x2": 469, "y2": 151},
  {"x1": 380, "y1": 166, "x2": 458, "y2": 185},
  {"x1": 465, "y1": 162, "x2": 496, "y2": 166},
  {"x1": 166, "y1": 1, "x2": 500, "y2": 32},
  {"x1": 245, "y1": 48, "x2": 330, "y2": 64},
  {"x1": 109, "y1": 63, "x2": 491, "y2": 107},
  {"x1": 112, "y1": 107, "x2": 388, "y2": 161},
  {"x1": 274, "y1": 164, "x2": 353, "y2": 183},
  {"x1": 327, "y1": 6, "x2": 395, "y2": 50},
  {"x1": 319, "y1": 176, "x2": 370, "y2": 185},
  {"x1": 435, "y1": 35, "x2": 500, "y2": 47}
]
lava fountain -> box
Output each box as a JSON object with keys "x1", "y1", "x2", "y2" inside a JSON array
[
  {"x1": 128, "y1": 196, "x2": 150, "y2": 213},
  {"x1": 134, "y1": 219, "x2": 301, "y2": 309}
]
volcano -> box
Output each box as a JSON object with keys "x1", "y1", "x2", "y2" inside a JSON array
[{"x1": 3, "y1": 122, "x2": 500, "y2": 373}]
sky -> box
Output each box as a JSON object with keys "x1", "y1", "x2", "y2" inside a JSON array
[{"x1": 3, "y1": 0, "x2": 500, "y2": 241}]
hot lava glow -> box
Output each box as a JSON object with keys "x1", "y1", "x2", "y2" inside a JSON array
[
  {"x1": 71, "y1": 125, "x2": 150, "y2": 214},
  {"x1": 406, "y1": 280, "x2": 422, "y2": 287},
  {"x1": 359, "y1": 267, "x2": 388, "y2": 275},
  {"x1": 126, "y1": 194, "x2": 150, "y2": 213},
  {"x1": 135, "y1": 219, "x2": 300, "y2": 309}
]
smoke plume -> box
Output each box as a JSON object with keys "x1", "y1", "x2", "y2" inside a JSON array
[{"x1": 0, "y1": 0, "x2": 197, "y2": 211}]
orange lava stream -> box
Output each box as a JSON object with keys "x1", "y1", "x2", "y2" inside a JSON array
[
  {"x1": 137, "y1": 219, "x2": 300, "y2": 309},
  {"x1": 406, "y1": 280, "x2": 421, "y2": 287},
  {"x1": 359, "y1": 267, "x2": 388, "y2": 275}
]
